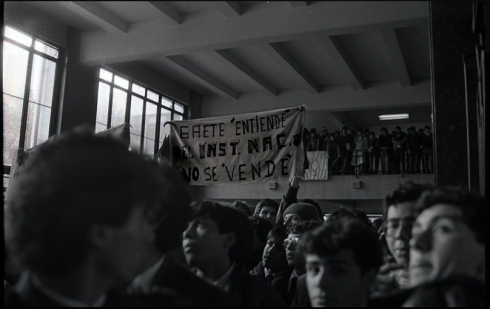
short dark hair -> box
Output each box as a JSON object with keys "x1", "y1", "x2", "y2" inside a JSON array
[
  {"x1": 328, "y1": 207, "x2": 373, "y2": 229},
  {"x1": 382, "y1": 182, "x2": 433, "y2": 220},
  {"x1": 249, "y1": 216, "x2": 274, "y2": 244},
  {"x1": 268, "y1": 225, "x2": 288, "y2": 241},
  {"x1": 424, "y1": 125, "x2": 431, "y2": 130},
  {"x1": 414, "y1": 187, "x2": 485, "y2": 244},
  {"x1": 254, "y1": 198, "x2": 279, "y2": 215},
  {"x1": 381, "y1": 127, "x2": 388, "y2": 133},
  {"x1": 342, "y1": 126, "x2": 348, "y2": 131},
  {"x1": 395, "y1": 126, "x2": 401, "y2": 130},
  {"x1": 301, "y1": 199, "x2": 324, "y2": 222},
  {"x1": 5, "y1": 131, "x2": 187, "y2": 279},
  {"x1": 310, "y1": 128, "x2": 317, "y2": 134},
  {"x1": 190, "y1": 201, "x2": 254, "y2": 262},
  {"x1": 301, "y1": 218, "x2": 383, "y2": 274},
  {"x1": 287, "y1": 221, "x2": 322, "y2": 236}
]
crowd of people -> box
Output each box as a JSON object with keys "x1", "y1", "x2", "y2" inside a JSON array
[
  {"x1": 4, "y1": 130, "x2": 484, "y2": 307},
  {"x1": 305, "y1": 125, "x2": 434, "y2": 176}
]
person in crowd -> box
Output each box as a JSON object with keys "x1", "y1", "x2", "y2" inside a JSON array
[
  {"x1": 283, "y1": 203, "x2": 322, "y2": 227},
  {"x1": 308, "y1": 128, "x2": 320, "y2": 151},
  {"x1": 372, "y1": 187, "x2": 485, "y2": 307},
  {"x1": 339, "y1": 127, "x2": 354, "y2": 175},
  {"x1": 417, "y1": 128, "x2": 425, "y2": 173},
  {"x1": 378, "y1": 127, "x2": 393, "y2": 174},
  {"x1": 250, "y1": 225, "x2": 292, "y2": 304},
  {"x1": 327, "y1": 133, "x2": 340, "y2": 174},
  {"x1": 182, "y1": 201, "x2": 286, "y2": 307},
  {"x1": 328, "y1": 206, "x2": 374, "y2": 230},
  {"x1": 245, "y1": 216, "x2": 274, "y2": 271},
  {"x1": 373, "y1": 217, "x2": 384, "y2": 234},
  {"x1": 286, "y1": 221, "x2": 322, "y2": 307},
  {"x1": 301, "y1": 199, "x2": 324, "y2": 223},
  {"x1": 231, "y1": 200, "x2": 253, "y2": 216},
  {"x1": 318, "y1": 126, "x2": 329, "y2": 151},
  {"x1": 352, "y1": 128, "x2": 368, "y2": 175},
  {"x1": 421, "y1": 125, "x2": 433, "y2": 173},
  {"x1": 392, "y1": 126, "x2": 407, "y2": 174},
  {"x1": 371, "y1": 182, "x2": 433, "y2": 298},
  {"x1": 4, "y1": 131, "x2": 186, "y2": 306},
  {"x1": 253, "y1": 198, "x2": 280, "y2": 223},
  {"x1": 302, "y1": 218, "x2": 384, "y2": 307},
  {"x1": 406, "y1": 127, "x2": 421, "y2": 174},
  {"x1": 367, "y1": 131, "x2": 379, "y2": 174}
]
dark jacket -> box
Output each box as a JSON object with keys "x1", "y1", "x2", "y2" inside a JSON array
[
  {"x1": 4, "y1": 272, "x2": 180, "y2": 307},
  {"x1": 229, "y1": 263, "x2": 286, "y2": 307},
  {"x1": 290, "y1": 274, "x2": 311, "y2": 307},
  {"x1": 421, "y1": 132, "x2": 433, "y2": 149},
  {"x1": 249, "y1": 261, "x2": 293, "y2": 304},
  {"x1": 150, "y1": 255, "x2": 237, "y2": 307},
  {"x1": 406, "y1": 132, "x2": 420, "y2": 150},
  {"x1": 378, "y1": 134, "x2": 393, "y2": 151}
]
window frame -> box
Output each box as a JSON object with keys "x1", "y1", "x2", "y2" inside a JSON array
[
  {"x1": 96, "y1": 67, "x2": 187, "y2": 158},
  {"x1": 2, "y1": 24, "x2": 64, "y2": 173}
]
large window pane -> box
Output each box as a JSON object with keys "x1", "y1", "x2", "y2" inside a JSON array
[
  {"x1": 29, "y1": 55, "x2": 56, "y2": 108},
  {"x1": 3, "y1": 94, "x2": 24, "y2": 165},
  {"x1": 99, "y1": 68, "x2": 113, "y2": 83},
  {"x1": 174, "y1": 114, "x2": 183, "y2": 121},
  {"x1": 159, "y1": 108, "x2": 172, "y2": 147},
  {"x1": 34, "y1": 40, "x2": 59, "y2": 59},
  {"x1": 25, "y1": 104, "x2": 51, "y2": 149},
  {"x1": 5, "y1": 26, "x2": 32, "y2": 47},
  {"x1": 3, "y1": 41, "x2": 29, "y2": 98},
  {"x1": 114, "y1": 75, "x2": 129, "y2": 89},
  {"x1": 144, "y1": 103, "x2": 157, "y2": 154},
  {"x1": 96, "y1": 82, "x2": 110, "y2": 127},
  {"x1": 111, "y1": 88, "x2": 127, "y2": 126},
  {"x1": 143, "y1": 138, "x2": 156, "y2": 156},
  {"x1": 130, "y1": 96, "x2": 143, "y2": 136},
  {"x1": 130, "y1": 133, "x2": 142, "y2": 153}
]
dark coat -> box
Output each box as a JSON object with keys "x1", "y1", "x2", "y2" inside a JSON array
[
  {"x1": 229, "y1": 263, "x2": 286, "y2": 307},
  {"x1": 290, "y1": 274, "x2": 311, "y2": 307},
  {"x1": 150, "y1": 255, "x2": 237, "y2": 307},
  {"x1": 249, "y1": 261, "x2": 293, "y2": 304}
]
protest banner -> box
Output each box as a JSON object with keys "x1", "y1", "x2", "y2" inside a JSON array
[
  {"x1": 165, "y1": 106, "x2": 306, "y2": 186},
  {"x1": 304, "y1": 151, "x2": 329, "y2": 180}
]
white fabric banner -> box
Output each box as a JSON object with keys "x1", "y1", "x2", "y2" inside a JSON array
[
  {"x1": 304, "y1": 151, "x2": 329, "y2": 180},
  {"x1": 166, "y1": 106, "x2": 306, "y2": 186}
]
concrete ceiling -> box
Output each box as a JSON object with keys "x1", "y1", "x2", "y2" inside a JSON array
[{"x1": 18, "y1": 1, "x2": 431, "y2": 126}]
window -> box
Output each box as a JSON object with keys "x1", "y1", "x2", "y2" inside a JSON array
[
  {"x1": 3, "y1": 25, "x2": 62, "y2": 169},
  {"x1": 95, "y1": 68, "x2": 186, "y2": 158}
]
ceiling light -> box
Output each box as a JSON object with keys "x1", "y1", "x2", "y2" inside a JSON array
[{"x1": 378, "y1": 113, "x2": 410, "y2": 121}]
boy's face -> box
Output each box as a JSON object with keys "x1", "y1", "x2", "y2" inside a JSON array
[
  {"x1": 306, "y1": 249, "x2": 372, "y2": 307},
  {"x1": 385, "y1": 202, "x2": 416, "y2": 266},
  {"x1": 284, "y1": 233, "x2": 304, "y2": 269},
  {"x1": 259, "y1": 206, "x2": 277, "y2": 223},
  {"x1": 182, "y1": 215, "x2": 231, "y2": 266},
  {"x1": 262, "y1": 234, "x2": 288, "y2": 272},
  {"x1": 409, "y1": 204, "x2": 485, "y2": 287}
]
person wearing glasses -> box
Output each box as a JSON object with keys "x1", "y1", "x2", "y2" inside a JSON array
[
  {"x1": 371, "y1": 182, "x2": 433, "y2": 298},
  {"x1": 284, "y1": 221, "x2": 322, "y2": 306}
]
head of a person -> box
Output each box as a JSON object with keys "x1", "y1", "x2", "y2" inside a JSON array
[
  {"x1": 328, "y1": 207, "x2": 373, "y2": 229},
  {"x1": 364, "y1": 128, "x2": 370, "y2": 135},
  {"x1": 381, "y1": 127, "x2": 388, "y2": 135},
  {"x1": 231, "y1": 200, "x2": 253, "y2": 217},
  {"x1": 5, "y1": 131, "x2": 188, "y2": 286},
  {"x1": 350, "y1": 130, "x2": 356, "y2": 136},
  {"x1": 301, "y1": 199, "x2": 324, "y2": 223},
  {"x1": 321, "y1": 127, "x2": 328, "y2": 135},
  {"x1": 382, "y1": 182, "x2": 433, "y2": 266},
  {"x1": 395, "y1": 126, "x2": 402, "y2": 133},
  {"x1": 182, "y1": 201, "x2": 254, "y2": 268},
  {"x1": 249, "y1": 215, "x2": 274, "y2": 255},
  {"x1": 262, "y1": 225, "x2": 289, "y2": 272},
  {"x1": 302, "y1": 218, "x2": 383, "y2": 307},
  {"x1": 418, "y1": 128, "x2": 424, "y2": 135},
  {"x1": 285, "y1": 221, "x2": 322, "y2": 271},
  {"x1": 357, "y1": 128, "x2": 363, "y2": 136},
  {"x1": 330, "y1": 133, "x2": 336, "y2": 141},
  {"x1": 409, "y1": 187, "x2": 485, "y2": 287},
  {"x1": 311, "y1": 128, "x2": 317, "y2": 135},
  {"x1": 254, "y1": 198, "x2": 279, "y2": 223},
  {"x1": 283, "y1": 203, "x2": 321, "y2": 226},
  {"x1": 369, "y1": 132, "x2": 376, "y2": 139},
  {"x1": 424, "y1": 125, "x2": 431, "y2": 134},
  {"x1": 341, "y1": 126, "x2": 348, "y2": 135}
]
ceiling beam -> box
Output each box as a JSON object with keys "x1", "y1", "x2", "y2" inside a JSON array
[
  {"x1": 289, "y1": 1, "x2": 309, "y2": 8},
  {"x1": 217, "y1": 1, "x2": 241, "y2": 17},
  {"x1": 148, "y1": 1, "x2": 181, "y2": 26},
  {"x1": 80, "y1": 1, "x2": 428, "y2": 64},
  {"x1": 213, "y1": 50, "x2": 277, "y2": 96},
  {"x1": 163, "y1": 56, "x2": 239, "y2": 100},
  {"x1": 59, "y1": 1, "x2": 128, "y2": 34},
  {"x1": 317, "y1": 34, "x2": 364, "y2": 90},
  {"x1": 261, "y1": 43, "x2": 320, "y2": 93},
  {"x1": 380, "y1": 29, "x2": 412, "y2": 87}
]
